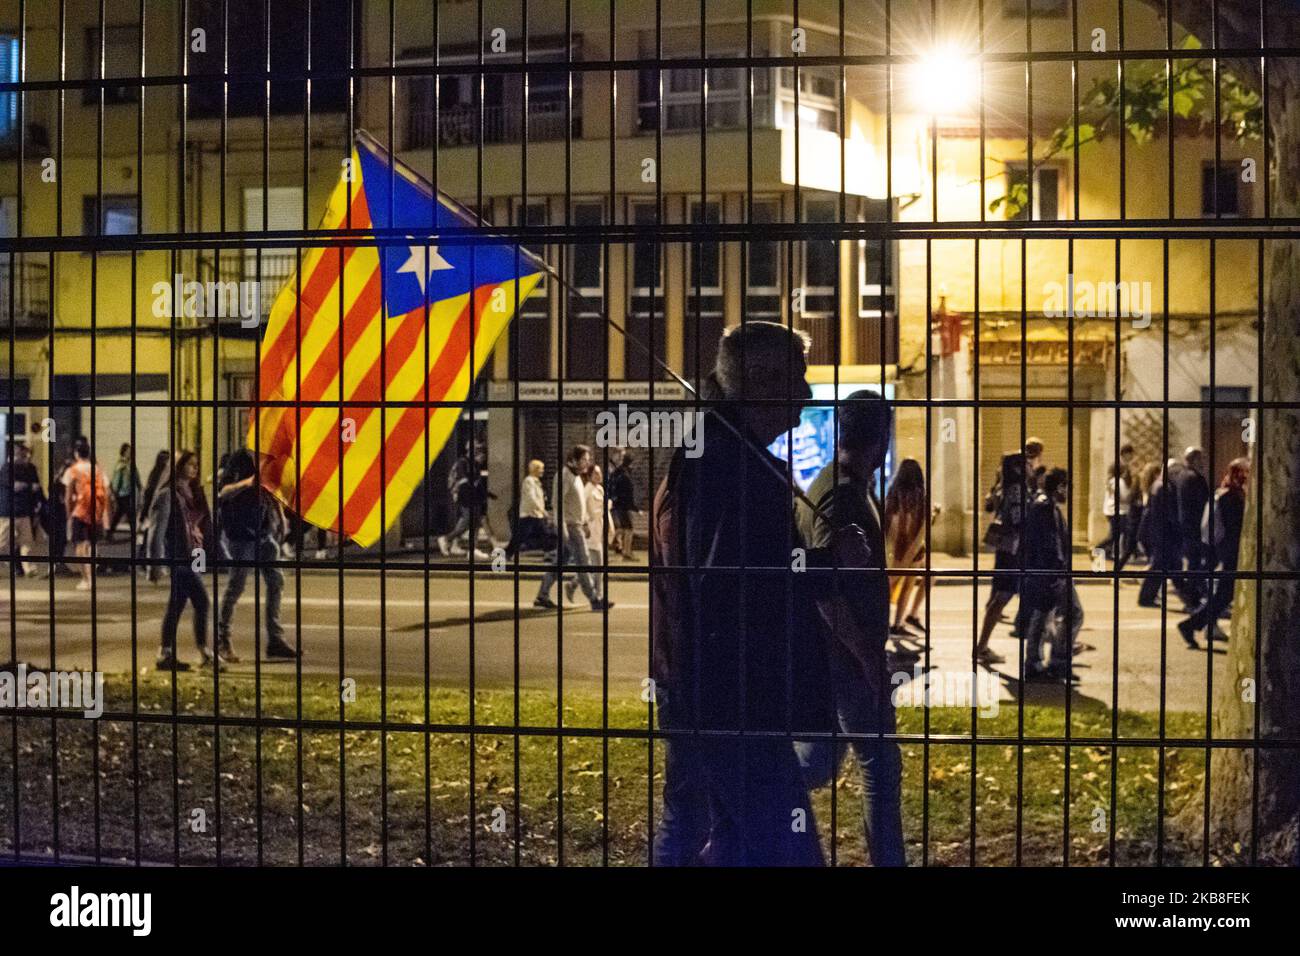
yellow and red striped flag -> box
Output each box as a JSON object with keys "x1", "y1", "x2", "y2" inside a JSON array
[{"x1": 249, "y1": 134, "x2": 545, "y2": 547}]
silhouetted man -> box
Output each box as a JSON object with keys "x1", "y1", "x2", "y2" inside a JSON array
[
  {"x1": 651, "y1": 322, "x2": 868, "y2": 866},
  {"x1": 1170, "y1": 447, "x2": 1210, "y2": 602}
]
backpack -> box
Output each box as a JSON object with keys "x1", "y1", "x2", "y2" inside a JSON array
[{"x1": 71, "y1": 461, "x2": 109, "y2": 525}]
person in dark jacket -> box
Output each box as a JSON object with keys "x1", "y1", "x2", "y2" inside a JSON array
[
  {"x1": 607, "y1": 449, "x2": 640, "y2": 560},
  {"x1": 1021, "y1": 468, "x2": 1080, "y2": 682},
  {"x1": 215, "y1": 449, "x2": 297, "y2": 663},
  {"x1": 1179, "y1": 457, "x2": 1248, "y2": 647},
  {"x1": 138, "y1": 449, "x2": 171, "y2": 582},
  {"x1": 649, "y1": 322, "x2": 870, "y2": 867},
  {"x1": 792, "y1": 393, "x2": 905, "y2": 865},
  {"x1": 0, "y1": 440, "x2": 46, "y2": 577},
  {"x1": 974, "y1": 452, "x2": 1029, "y2": 665},
  {"x1": 1168, "y1": 447, "x2": 1211, "y2": 603},
  {"x1": 1138, "y1": 459, "x2": 1201, "y2": 618},
  {"x1": 157, "y1": 450, "x2": 214, "y2": 671}
]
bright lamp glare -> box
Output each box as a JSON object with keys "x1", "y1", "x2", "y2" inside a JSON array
[{"x1": 910, "y1": 47, "x2": 979, "y2": 116}]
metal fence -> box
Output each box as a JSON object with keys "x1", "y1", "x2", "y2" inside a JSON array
[{"x1": 0, "y1": 0, "x2": 1295, "y2": 867}]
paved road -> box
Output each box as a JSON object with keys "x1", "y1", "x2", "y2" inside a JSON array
[{"x1": 1, "y1": 566, "x2": 1229, "y2": 714}]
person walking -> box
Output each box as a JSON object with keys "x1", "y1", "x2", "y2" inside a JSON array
[
  {"x1": 1178, "y1": 457, "x2": 1248, "y2": 648},
  {"x1": 883, "y1": 457, "x2": 932, "y2": 639},
  {"x1": 106, "y1": 443, "x2": 141, "y2": 543},
  {"x1": 0, "y1": 440, "x2": 46, "y2": 578},
  {"x1": 1137, "y1": 459, "x2": 1202, "y2": 618},
  {"x1": 63, "y1": 436, "x2": 110, "y2": 591},
  {"x1": 534, "y1": 445, "x2": 611, "y2": 611},
  {"x1": 438, "y1": 444, "x2": 494, "y2": 558},
  {"x1": 1116, "y1": 460, "x2": 1158, "y2": 573},
  {"x1": 156, "y1": 450, "x2": 215, "y2": 671},
  {"x1": 1168, "y1": 447, "x2": 1211, "y2": 603},
  {"x1": 214, "y1": 448, "x2": 298, "y2": 663},
  {"x1": 607, "y1": 449, "x2": 640, "y2": 561},
  {"x1": 506, "y1": 459, "x2": 549, "y2": 556},
  {"x1": 794, "y1": 394, "x2": 906, "y2": 866},
  {"x1": 1021, "y1": 468, "x2": 1082, "y2": 683},
  {"x1": 584, "y1": 463, "x2": 609, "y2": 572},
  {"x1": 1097, "y1": 462, "x2": 1130, "y2": 561},
  {"x1": 974, "y1": 452, "x2": 1029, "y2": 665},
  {"x1": 138, "y1": 449, "x2": 171, "y2": 583}
]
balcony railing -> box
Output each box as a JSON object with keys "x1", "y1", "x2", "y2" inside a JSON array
[
  {"x1": 0, "y1": 257, "x2": 50, "y2": 326},
  {"x1": 406, "y1": 100, "x2": 577, "y2": 150},
  {"x1": 196, "y1": 252, "x2": 298, "y2": 323}
]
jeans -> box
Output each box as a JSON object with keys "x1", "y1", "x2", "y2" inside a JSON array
[
  {"x1": 537, "y1": 521, "x2": 599, "y2": 603},
  {"x1": 1184, "y1": 562, "x2": 1236, "y2": 634},
  {"x1": 794, "y1": 643, "x2": 905, "y2": 866},
  {"x1": 161, "y1": 565, "x2": 209, "y2": 654},
  {"x1": 1024, "y1": 582, "x2": 1083, "y2": 672},
  {"x1": 1138, "y1": 541, "x2": 1199, "y2": 608},
  {"x1": 218, "y1": 535, "x2": 284, "y2": 647}
]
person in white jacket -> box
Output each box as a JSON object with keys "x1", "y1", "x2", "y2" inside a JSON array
[
  {"x1": 506, "y1": 459, "x2": 548, "y2": 556},
  {"x1": 584, "y1": 464, "x2": 609, "y2": 567},
  {"x1": 534, "y1": 445, "x2": 612, "y2": 611}
]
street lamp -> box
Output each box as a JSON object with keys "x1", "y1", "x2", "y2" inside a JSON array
[{"x1": 909, "y1": 45, "x2": 979, "y2": 117}]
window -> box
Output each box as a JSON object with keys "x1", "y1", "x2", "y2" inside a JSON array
[
  {"x1": 242, "y1": 186, "x2": 303, "y2": 296},
  {"x1": 511, "y1": 201, "x2": 550, "y2": 381},
  {"x1": 801, "y1": 198, "x2": 838, "y2": 316},
  {"x1": 82, "y1": 194, "x2": 138, "y2": 237},
  {"x1": 776, "y1": 66, "x2": 839, "y2": 133},
  {"x1": 858, "y1": 238, "x2": 897, "y2": 319},
  {"x1": 1006, "y1": 164, "x2": 1061, "y2": 221},
  {"x1": 1202, "y1": 162, "x2": 1244, "y2": 217},
  {"x1": 0, "y1": 35, "x2": 18, "y2": 139},
  {"x1": 637, "y1": 59, "x2": 768, "y2": 133},
  {"x1": 627, "y1": 201, "x2": 666, "y2": 381},
  {"x1": 85, "y1": 26, "x2": 140, "y2": 105},
  {"x1": 688, "y1": 201, "x2": 721, "y2": 296},
  {"x1": 403, "y1": 39, "x2": 579, "y2": 149},
  {"x1": 566, "y1": 201, "x2": 606, "y2": 380},
  {"x1": 746, "y1": 199, "x2": 781, "y2": 319}
]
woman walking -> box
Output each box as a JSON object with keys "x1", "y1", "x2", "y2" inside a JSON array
[
  {"x1": 883, "y1": 457, "x2": 933, "y2": 638},
  {"x1": 155, "y1": 450, "x2": 215, "y2": 671},
  {"x1": 139, "y1": 450, "x2": 171, "y2": 583}
]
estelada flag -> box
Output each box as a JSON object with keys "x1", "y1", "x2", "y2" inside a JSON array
[{"x1": 249, "y1": 132, "x2": 545, "y2": 547}]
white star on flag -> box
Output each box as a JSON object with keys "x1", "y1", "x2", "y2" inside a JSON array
[{"x1": 396, "y1": 243, "x2": 454, "y2": 295}]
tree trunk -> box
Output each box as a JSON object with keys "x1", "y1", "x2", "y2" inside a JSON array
[
  {"x1": 1206, "y1": 55, "x2": 1300, "y2": 866},
  {"x1": 1129, "y1": 0, "x2": 1300, "y2": 862}
]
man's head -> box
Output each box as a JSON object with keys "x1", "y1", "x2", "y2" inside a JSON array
[
  {"x1": 73, "y1": 436, "x2": 91, "y2": 461},
  {"x1": 225, "y1": 448, "x2": 256, "y2": 483},
  {"x1": 1119, "y1": 442, "x2": 1135, "y2": 464},
  {"x1": 527, "y1": 459, "x2": 544, "y2": 479},
  {"x1": 1184, "y1": 446, "x2": 1206, "y2": 474},
  {"x1": 837, "y1": 390, "x2": 893, "y2": 481},
  {"x1": 712, "y1": 321, "x2": 812, "y2": 444},
  {"x1": 1024, "y1": 437, "x2": 1044, "y2": 467},
  {"x1": 9, "y1": 440, "x2": 29, "y2": 464},
  {"x1": 1044, "y1": 466, "x2": 1069, "y2": 503},
  {"x1": 119, "y1": 442, "x2": 132, "y2": 459},
  {"x1": 618, "y1": 449, "x2": 633, "y2": 469},
  {"x1": 568, "y1": 444, "x2": 593, "y2": 475}
]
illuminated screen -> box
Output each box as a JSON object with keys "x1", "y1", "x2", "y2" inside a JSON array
[{"x1": 768, "y1": 384, "x2": 894, "y2": 491}]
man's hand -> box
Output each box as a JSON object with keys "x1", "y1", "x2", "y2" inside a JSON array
[{"x1": 830, "y1": 523, "x2": 872, "y2": 567}]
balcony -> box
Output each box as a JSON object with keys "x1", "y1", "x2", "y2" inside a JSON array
[
  {"x1": 406, "y1": 100, "x2": 578, "y2": 150},
  {"x1": 0, "y1": 257, "x2": 50, "y2": 328},
  {"x1": 196, "y1": 252, "x2": 298, "y2": 323}
]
